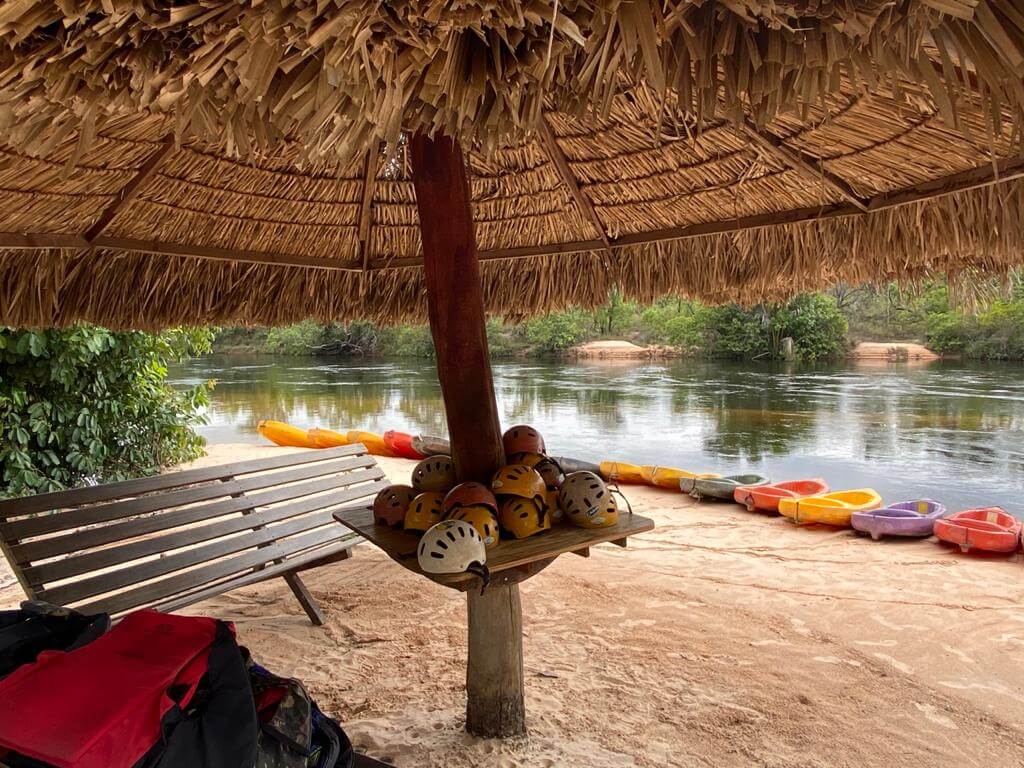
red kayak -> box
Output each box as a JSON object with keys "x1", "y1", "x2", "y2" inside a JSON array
[
  {"x1": 733, "y1": 479, "x2": 829, "y2": 513},
  {"x1": 383, "y1": 430, "x2": 427, "y2": 460},
  {"x1": 933, "y1": 507, "x2": 1021, "y2": 553}
]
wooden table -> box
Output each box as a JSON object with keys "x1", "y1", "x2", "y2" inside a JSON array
[{"x1": 334, "y1": 507, "x2": 655, "y2": 590}]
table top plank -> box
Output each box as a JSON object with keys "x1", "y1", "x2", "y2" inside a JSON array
[{"x1": 334, "y1": 507, "x2": 654, "y2": 587}]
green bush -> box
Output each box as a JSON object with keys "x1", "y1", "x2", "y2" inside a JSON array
[
  {"x1": 265, "y1": 319, "x2": 325, "y2": 354},
  {"x1": 524, "y1": 310, "x2": 589, "y2": 353},
  {"x1": 700, "y1": 304, "x2": 773, "y2": 359},
  {"x1": 1, "y1": 326, "x2": 213, "y2": 498},
  {"x1": 774, "y1": 294, "x2": 849, "y2": 361}
]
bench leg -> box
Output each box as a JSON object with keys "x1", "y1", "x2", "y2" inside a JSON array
[{"x1": 283, "y1": 572, "x2": 326, "y2": 626}]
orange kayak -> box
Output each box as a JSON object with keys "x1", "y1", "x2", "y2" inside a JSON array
[
  {"x1": 346, "y1": 430, "x2": 397, "y2": 457},
  {"x1": 934, "y1": 507, "x2": 1021, "y2": 553},
  {"x1": 733, "y1": 479, "x2": 829, "y2": 513},
  {"x1": 257, "y1": 420, "x2": 318, "y2": 449},
  {"x1": 307, "y1": 427, "x2": 349, "y2": 448},
  {"x1": 599, "y1": 461, "x2": 645, "y2": 484},
  {"x1": 640, "y1": 465, "x2": 721, "y2": 489},
  {"x1": 383, "y1": 430, "x2": 426, "y2": 460}
]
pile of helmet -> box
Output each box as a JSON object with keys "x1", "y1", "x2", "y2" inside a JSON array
[{"x1": 371, "y1": 425, "x2": 623, "y2": 580}]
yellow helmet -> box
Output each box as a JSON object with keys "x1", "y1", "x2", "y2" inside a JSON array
[
  {"x1": 490, "y1": 465, "x2": 547, "y2": 509},
  {"x1": 448, "y1": 504, "x2": 500, "y2": 549},
  {"x1": 558, "y1": 471, "x2": 619, "y2": 528},
  {"x1": 507, "y1": 452, "x2": 564, "y2": 490},
  {"x1": 404, "y1": 492, "x2": 445, "y2": 532},
  {"x1": 411, "y1": 455, "x2": 456, "y2": 493},
  {"x1": 498, "y1": 497, "x2": 551, "y2": 539}
]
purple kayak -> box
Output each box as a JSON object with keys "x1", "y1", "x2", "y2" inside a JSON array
[{"x1": 851, "y1": 499, "x2": 947, "y2": 540}]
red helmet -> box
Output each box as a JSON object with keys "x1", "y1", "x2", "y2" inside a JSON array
[
  {"x1": 444, "y1": 482, "x2": 498, "y2": 516},
  {"x1": 373, "y1": 484, "x2": 416, "y2": 527},
  {"x1": 502, "y1": 425, "x2": 545, "y2": 455}
]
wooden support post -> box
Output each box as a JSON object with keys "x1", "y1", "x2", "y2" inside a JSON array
[
  {"x1": 466, "y1": 583, "x2": 526, "y2": 737},
  {"x1": 408, "y1": 132, "x2": 505, "y2": 483},
  {"x1": 409, "y1": 132, "x2": 525, "y2": 738}
]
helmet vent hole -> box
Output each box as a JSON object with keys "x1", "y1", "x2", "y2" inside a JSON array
[
  {"x1": 430, "y1": 552, "x2": 445, "y2": 559},
  {"x1": 446, "y1": 531, "x2": 456, "y2": 542},
  {"x1": 437, "y1": 540, "x2": 448, "y2": 550}
]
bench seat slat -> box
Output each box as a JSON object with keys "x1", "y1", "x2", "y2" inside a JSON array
[
  {"x1": 13, "y1": 466, "x2": 385, "y2": 566},
  {"x1": 40, "y1": 508, "x2": 350, "y2": 605},
  {"x1": 0, "y1": 445, "x2": 363, "y2": 519},
  {"x1": 75, "y1": 527, "x2": 362, "y2": 616},
  {"x1": 2, "y1": 454, "x2": 376, "y2": 541},
  {"x1": 23, "y1": 476, "x2": 388, "y2": 587},
  {"x1": 148, "y1": 536, "x2": 362, "y2": 618}
]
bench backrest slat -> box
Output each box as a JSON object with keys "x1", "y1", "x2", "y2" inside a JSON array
[
  {"x1": 21, "y1": 469, "x2": 385, "y2": 587},
  {"x1": 0, "y1": 447, "x2": 386, "y2": 617},
  {"x1": 11, "y1": 464, "x2": 382, "y2": 565},
  {"x1": 0, "y1": 453, "x2": 376, "y2": 541},
  {"x1": 0, "y1": 445, "x2": 362, "y2": 519}
]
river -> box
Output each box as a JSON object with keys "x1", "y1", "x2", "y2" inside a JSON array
[{"x1": 168, "y1": 354, "x2": 1024, "y2": 516}]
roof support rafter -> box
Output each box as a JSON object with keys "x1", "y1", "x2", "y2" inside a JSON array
[
  {"x1": 357, "y1": 148, "x2": 379, "y2": 271},
  {"x1": 536, "y1": 119, "x2": 613, "y2": 255},
  {"x1": 83, "y1": 135, "x2": 176, "y2": 242},
  {"x1": 1, "y1": 155, "x2": 1022, "y2": 273},
  {"x1": 737, "y1": 122, "x2": 870, "y2": 213}
]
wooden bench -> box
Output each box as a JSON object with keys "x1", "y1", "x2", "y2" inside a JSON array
[{"x1": 0, "y1": 446, "x2": 387, "y2": 626}]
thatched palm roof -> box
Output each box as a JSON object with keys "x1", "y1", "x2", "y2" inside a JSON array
[{"x1": 0, "y1": 1, "x2": 1023, "y2": 328}]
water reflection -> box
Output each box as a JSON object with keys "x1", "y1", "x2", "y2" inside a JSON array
[{"x1": 168, "y1": 355, "x2": 1024, "y2": 516}]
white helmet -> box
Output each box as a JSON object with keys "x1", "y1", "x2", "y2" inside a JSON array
[{"x1": 417, "y1": 520, "x2": 490, "y2": 586}]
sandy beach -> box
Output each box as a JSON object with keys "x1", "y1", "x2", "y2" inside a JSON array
[{"x1": 3, "y1": 443, "x2": 1024, "y2": 767}]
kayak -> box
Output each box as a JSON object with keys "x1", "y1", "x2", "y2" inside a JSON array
[
  {"x1": 599, "y1": 461, "x2": 646, "y2": 484},
  {"x1": 550, "y1": 456, "x2": 601, "y2": 475},
  {"x1": 640, "y1": 465, "x2": 721, "y2": 489},
  {"x1": 680, "y1": 474, "x2": 770, "y2": 500},
  {"x1": 851, "y1": 499, "x2": 947, "y2": 540},
  {"x1": 345, "y1": 430, "x2": 397, "y2": 457},
  {"x1": 778, "y1": 489, "x2": 883, "y2": 527},
  {"x1": 412, "y1": 434, "x2": 451, "y2": 456},
  {"x1": 933, "y1": 507, "x2": 1021, "y2": 553},
  {"x1": 306, "y1": 427, "x2": 348, "y2": 448},
  {"x1": 257, "y1": 420, "x2": 318, "y2": 449},
  {"x1": 383, "y1": 430, "x2": 427, "y2": 460},
  {"x1": 733, "y1": 479, "x2": 829, "y2": 513}
]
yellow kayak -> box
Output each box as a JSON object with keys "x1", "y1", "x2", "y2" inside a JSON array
[
  {"x1": 258, "y1": 420, "x2": 319, "y2": 449},
  {"x1": 599, "y1": 461, "x2": 646, "y2": 484},
  {"x1": 778, "y1": 489, "x2": 883, "y2": 527},
  {"x1": 640, "y1": 465, "x2": 722, "y2": 489},
  {"x1": 307, "y1": 427, "x2": 349, "y2": 448},
  {"x1": 346, "y1": 430, "x2": 397, "y2": 457}
]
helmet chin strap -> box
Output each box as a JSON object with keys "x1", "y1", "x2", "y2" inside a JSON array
[
  {"x1": 466, "y1": 563, "x2": 490, "y2": 594},
  {"x1": 608, "y1": 482, "x2": 633, "y2": 516}
]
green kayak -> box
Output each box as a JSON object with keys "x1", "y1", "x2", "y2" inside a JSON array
[{"x1": 679, "y1": 474, "x2": 770, "y2": 501}]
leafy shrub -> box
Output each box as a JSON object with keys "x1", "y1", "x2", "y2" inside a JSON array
[
  {"x1": 774, "y1": 294, "x2": 849, "y2": 361},
  {"x1": 524, "y1": 310, "x2": 589, "y2": 353},
  {"x1": 700, "y1": 304, "x2": 773, "y2": 359},
  {"x1": 265, "y1": 319, "x2": 325, "y2": 354},
  {"x1": 1, "y1": 326, "x2": 213, "y2": 497}
]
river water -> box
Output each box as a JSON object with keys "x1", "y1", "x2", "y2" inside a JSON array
[{"x1": 169, "y1": 354, "x2": 1024, "y2": 516}]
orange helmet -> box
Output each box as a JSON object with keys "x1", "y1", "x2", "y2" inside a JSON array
[
  {"x1": 443, "y1": 482, "x2": 498, "y2": 516},
  {"x1": 508, "y1": 452, "x2": 563, "y2": 489},
  {"x1": 498, "y1": 497, "x2": 551, "y2": 539},
  {"x1": 373, "y1": 484, "x2": 416, "y2": 527},
  {"x1": 404, "y1": 492, "x2": 445, "y2": 532},
  {"x1": 558, "y1": 471, "x2": 618, "y2": 529},
  {"x1": 491, "y1": 465, "x2": 547, "y2": 508},
  {"x1": 502, "y1": 425, "x2": 545, "y2": 455},
  {"x1": 412, "y1": 455, "x2": 456, "y2": 493},
  {"x1": 448, "y1": 504, "x2": 500, "y2": 549}
]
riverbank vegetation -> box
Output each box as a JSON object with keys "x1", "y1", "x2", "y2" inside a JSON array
[
  {"x1": 0, "y1": 327, "x2": 213, "y2": 497},
  {"x1": 212, "y1": 275, "x2": 1024, "y2": 362}
]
